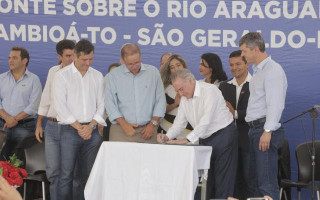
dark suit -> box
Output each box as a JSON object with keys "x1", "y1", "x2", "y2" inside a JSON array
[
  {"x1": 219, "y1": 79, "x2": 250, "y2": 151},
  {"x1": 219, "y1": 78, "x2": 251, "y2": 199}
]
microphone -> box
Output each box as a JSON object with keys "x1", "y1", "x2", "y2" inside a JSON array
[{"x1": 314, "y1": 105, "x2": 320, "y2": 111}]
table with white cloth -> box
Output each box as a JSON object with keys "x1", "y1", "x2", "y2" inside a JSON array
[{"x1": 84, "y1": 142, "x2": 212, "y2": 200}]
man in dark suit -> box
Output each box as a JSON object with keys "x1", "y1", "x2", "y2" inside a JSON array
[{"x1": 219, "y1": 50, "x2": 252, "y2": 200}]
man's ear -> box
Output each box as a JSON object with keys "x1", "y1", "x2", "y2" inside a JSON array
[
  {"x1": 22, "y1": 58, "x2": 28, "y2": 66},
  {"x1": 254, "y1": 46, "x2": 260, "y2": 52},
  {"x1": 57, "y1": 54, "x2": 62, "y2": 62}
]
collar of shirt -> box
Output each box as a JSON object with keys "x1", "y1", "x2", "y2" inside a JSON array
[
  {"x1": 193, "y1": 81, "x2": 201, "y2": 98},
  {"x1": 71, "y1": 63, "x2": 93, "y2": 75},
  {"x1": 253, "y1": 56, "x2": 271, "y2": 74},
  {"x1": 57, "y1": 64, "x2": 63, "y2": 70},
  {"x1": 7, "y1": 69, "x2": 30, "y2": 81},
  {"x1": 227, "y1": 72, "x2": 252, "y2": 87}
]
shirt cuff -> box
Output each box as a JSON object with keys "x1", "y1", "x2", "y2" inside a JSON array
[
  {"x1": 93, "y1": 115, "x2": 107, "y2": 126},
  {"x1": 58, "y1": 115, "x2": 76, "y2": 125},
  {"x1": 38, "y1": 108, "x2": 49, "y2": 116},
  {"x1": 166, "y1": 131, "x2": 175, "y2": 140},
  {"x1": 24, "y1": 108, "x2": 36, "y2": 116},
  {"x1": 264, "y1": 122, "x2": 281, "y2": 132},
  {"x1": 234, "y1": 110, "x2": 238, "y2": 119},
  {"x1": 186, "y1": 132, "x2": 199, "y2": 144},
  {"x1": 108, "y1": 112, "x2": 123, "y2": 124}
]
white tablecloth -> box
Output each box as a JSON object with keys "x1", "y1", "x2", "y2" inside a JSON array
[{"x1": 84, "y1": 142, "x2": 212, "y2": 200}]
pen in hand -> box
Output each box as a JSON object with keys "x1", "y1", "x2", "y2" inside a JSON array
[{"x1": 160, "y1": 130, "x2": 168, "y2": 144}]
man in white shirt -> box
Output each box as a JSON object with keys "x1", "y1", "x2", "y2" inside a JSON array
[
  {"x1": 158, "y1": 69, "x2": 238, "y2": 199},
  {"x1": 219, "y1": 50, "x2": 252, "y2": 200},
  {"x1": 53, "y1": 39, "x2": 106, "y2": 200},
  {"x1": 35, "y1": 39, "x2": 75, "y2": 200}
]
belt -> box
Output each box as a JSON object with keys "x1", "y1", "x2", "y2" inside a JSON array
[
  {"x1": 0, "y1": 117, "x2": 34, "y2": 125},
  {"x1": 47, "y1": 117, "x2": 58, "y2": 122},
  {"x1": 247, "y1": 117, "x2": 266, "y2": 128},
  {"x1": 80, "y1": 122, "x2": 90, "y2": 125},
  {"x1": 135, "y1": 124, "x2": 147, "y2": 128}
]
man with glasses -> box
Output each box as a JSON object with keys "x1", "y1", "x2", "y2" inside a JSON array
[{"x1": 105, "y1": 43, "x2": 166, "y2": 143}]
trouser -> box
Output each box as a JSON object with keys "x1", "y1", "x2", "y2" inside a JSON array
[
  {"x1": 248, "y1": 122, "x2": 285, "y2": 200},
  {"x1": 0, "y1": 119, "x2": 35, "y2": 160},
  {"x1": 195, "y1": 123, "x2": 238, "y2": 199},
  {"x1": 109, "y1": 124, "x2": 157, "y2": 143},
  {"x1": 58, "y1": 124, "x2": 102, "y2": 200},
  {"x1": 44, "y1": 120, "x2": 61, "y2": 200}
]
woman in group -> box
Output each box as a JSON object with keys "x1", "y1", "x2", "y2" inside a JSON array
[
  {"x1": 198, "y1": 53, "x2": 228, "y2": 87},
  {"x1": 159, "y1": 54, "x2": 193, "y2": 139}
]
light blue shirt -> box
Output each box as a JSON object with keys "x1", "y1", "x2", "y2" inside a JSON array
[
  {"x1": 245, "y1": 56, "x2": 287, "y2": 131},
  {"x1": 0, "y1": 69, "x2": 42, "y2": 118},
  {"x1": 105, "y1": 63, "x2": 166, "y2": 125}
]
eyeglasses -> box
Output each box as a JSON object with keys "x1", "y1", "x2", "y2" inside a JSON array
[{"x1": 126, "y1": 62, "x2": 141, "y2": 68}]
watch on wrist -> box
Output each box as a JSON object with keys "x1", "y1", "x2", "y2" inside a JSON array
[
  {"x1": 89, "y1": 123, "x2": 96, "y2": 130},
  {"x1": 264, "y1": 129, "x2": 271, "y2": 133},
  {"x1": 151, "y1": 120, "x2": 159, "y2": 126}
]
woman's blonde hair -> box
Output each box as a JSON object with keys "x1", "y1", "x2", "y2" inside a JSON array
[{"x1": 160, "y1": 54, "x2": 188, "y2": 88}]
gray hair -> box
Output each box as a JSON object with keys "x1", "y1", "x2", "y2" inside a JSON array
[
  {"x1": 239, "y1": 32, "x2": 265, "y2": 52},
  {"x1": 120, "y1": 43, "x2": 141, "y2": 59},
  {"x1": 170, "y1": 69, "x2": 195, "y2": 84},
  {"x1": 160, "y1": 52, "x2": 172, "y2": 63}
]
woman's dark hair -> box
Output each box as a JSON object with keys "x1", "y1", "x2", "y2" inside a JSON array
[{"x1": 201, "y1": 53, "x2": 227, "y2": 84}]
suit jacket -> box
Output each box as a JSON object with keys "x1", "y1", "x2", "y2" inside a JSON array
[{"x1": 219, "y1": 79, "x2": 250, "y2": 151}]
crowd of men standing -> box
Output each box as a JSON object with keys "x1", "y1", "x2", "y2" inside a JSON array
[{"x1": 0, "y1": 32, "x2": 287, "y2": 200}]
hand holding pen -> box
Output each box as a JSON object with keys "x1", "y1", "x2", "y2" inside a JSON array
[{"x1": 157, "y1": 130, "x2": 169, "y2": 144}]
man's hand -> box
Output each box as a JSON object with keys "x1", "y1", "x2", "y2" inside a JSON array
[
  {"x1": 3, "y1": 116, "x2": 18, "y2": 128},
  {"x1": 141, "y1": 123, "x2": 155, "y2": 140},
  {"x1": 35, "y1": 115, "x2": 45, "y2": 143},
  {"x1": 226, "y1": 101, "x2": 235, "y2": 116},
  {"x1": 157, "y1": 133, "x2": 169, "y2": 143},
  {"x1": 98, "y1": 124, "x2": 104, "y2": 136},
  {"x1": 174, "y1": 93, "x2": 181, "y2": 107},
  {"x1": 0, "y1": 176, "x2": 22, "y2": 200},
  {"x1": 167, "y1": 138, "x2": 189, "y2": 145},
  {"x1": 259, "y1": 131, "x2": 272, "y2": 151},
  {"x1": 120, "y1": 122, "x2": 138, "y2": 136},
  {"x1": 35, "y1": 125, "x2": 43, "y2": 143},
  {"x1": 78, "y1": 125, "x2": 93, "y2": 140}
]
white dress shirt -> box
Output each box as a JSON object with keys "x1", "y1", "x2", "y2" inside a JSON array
[
  {"x1": 38, "y1": 65, "x2": 62, "y2": 118},
  {"x1": 53, "y1": 62, "x2": 106, "y2": 126},
  {"x1": 166, "y1": 81, "x2": 233, "y2": 144},
  {"x1": 227, "y1": 73, "x2": 252, "y2": 119},
  {"x1": 198, "y1": 79, "x2": 221, "y2": 87},
  {"x1": 245, "y1": 56, "x2": 287, "y2": 131}
]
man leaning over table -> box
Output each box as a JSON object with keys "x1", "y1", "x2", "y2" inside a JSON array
[
  {"x1": 53, "y1": 39, "x2": 106, "y2": 200},
  {"x1": 158, "y1": 69, "x2": 238, "y2": 200},
  {"x1": 105, "y1": 43, "x2": 166, "y2": 143}
]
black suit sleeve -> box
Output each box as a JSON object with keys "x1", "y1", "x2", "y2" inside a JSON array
[{"x1": 237, "y1": 109, "x2": 247, "y2": 122}]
